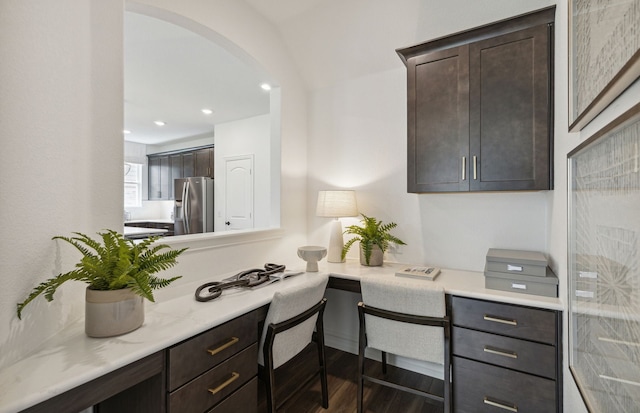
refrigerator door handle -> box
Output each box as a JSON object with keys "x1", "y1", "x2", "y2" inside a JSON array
[{"x1": 183, "y1": 181, "x2": 191, "y2": 234}]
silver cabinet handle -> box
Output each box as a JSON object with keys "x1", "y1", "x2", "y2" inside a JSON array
[
  {"x1": 483, "y1": 315, "x2": 518, "y2": 326},
  {"x1": 462, "y1": 156, "x2": 467, "y2": 180},
  {"x1": 484, "y1": 397, "x2": 518, "y2": 412},
  {"x1": 484, "y1": 345, "x2": 518, "y2": 359},
  {"x1": 473, "y1": 155, "x2": 477, "y2": 180}
]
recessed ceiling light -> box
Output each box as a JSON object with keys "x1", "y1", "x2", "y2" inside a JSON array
[
  {"x1": 154, "y1": 120, "x2": 166, "y2": 126},
  {"x1": 123, "y1": 129, "x2": 131, "y2": 134},
  {"x1": 261, "y1": 83, "x2": 272, "y2": 91},
  {"x1": 201, "y1": 108, "x2": 214, "y2": 115}
]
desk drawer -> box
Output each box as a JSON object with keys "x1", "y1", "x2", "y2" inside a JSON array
[
  {"x1": 169, "y1": 343, "x2": 257, "y2": 413},
  {"x1": 169, "y1": 310, "x2": 259, "y2": 391},
  {"x1": 451, "y1": 296, "x2": 557, "y2": 344},
  {"x1": 453, "y1": 327, "x2": 556, "y2": 379},
  {"x1": 206, "y1": 377, "x2": 258, "y2": 413},
  {"x1": 453, "y1": 356, "x2": 556, "y2": 413}
]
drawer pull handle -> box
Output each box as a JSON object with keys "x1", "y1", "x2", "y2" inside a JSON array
[
  {"x1": 207, "y1": 336, "x2": 239, "y2": 356},
  {"x1": 483, "y1": 315, "x2": 517, "y2": 326},
  {"x1": 483, "y1": 345, "x2": 518, "y2": 359},
  {"x1": 208, "y1": 372, "x2": 240, "y2": 395},
  {"x1": 484, "y1": 397, "x2": 518, "y2": 412}
]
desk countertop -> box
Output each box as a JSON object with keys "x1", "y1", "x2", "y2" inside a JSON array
[
  {"x1": 323, "y1": 261, "x2": 563, "y2": 311},
  {"x1": 0, "y1": 261, "x2": 563, "y2": 412}
]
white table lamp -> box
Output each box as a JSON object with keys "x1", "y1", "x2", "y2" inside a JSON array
[{"x1": 316, "y1": 190, "x2": 358, "y2": 263}]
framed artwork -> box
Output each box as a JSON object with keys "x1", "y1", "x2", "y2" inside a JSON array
[
  {"x1": 568, "y1": 0, "x2": 640, "y2": 132},
  {"x1": 567, "y1": 102, "x2": 640, "y2": 411}
]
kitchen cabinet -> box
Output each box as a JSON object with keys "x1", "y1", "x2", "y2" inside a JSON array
[
  {"x1": 194, "y1": 147, "x2": 214, "y2": 178},
  {"x1": 148, "y1": 146, "x2": 213, "y2": 200},
  {"x1": 450, "y1": 296, "x2": 562, "y2": 412},
  {"x1": 148, "y1": 155, "x2": 170, "y2": 200},
  {"x1": 397, "y1": 7, "x2": 554, "y2": 193}
]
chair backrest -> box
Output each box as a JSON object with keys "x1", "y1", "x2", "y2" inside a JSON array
[
  {"x1": 360, "y1": 276, "x2": 446, "y2": 364},
  {"x1": 258, "y1": 273, "x2": 329, "y2": 369}
]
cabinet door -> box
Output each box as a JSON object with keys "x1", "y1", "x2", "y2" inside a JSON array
[
  {"x1": 469, "y1": 24, "x2": 552, "y2": 191},
  {"x1": 194, "y1": 148, "x2": 214, "y2": 178},
  {"x1": 182, "y1": 152, "x2": 194, "y2": 177},
  {"x1": 169, "y1": 154, "x2": 183, "y2": 199},
  {"x1": 148, "y1": 155, "x2": 170, "y2": 200},
  {"x1": 407, "y1": 45, "x2": 469, "y2": 193}
]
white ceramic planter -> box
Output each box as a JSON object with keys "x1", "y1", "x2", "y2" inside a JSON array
[
  {"x1": 359, "y1": 245, "x2": 383, "y2": 266},
  {"x1": 85, "y1": 287, "x2": 144, "y2": 338}
]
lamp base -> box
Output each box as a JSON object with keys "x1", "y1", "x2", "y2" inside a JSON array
[{"x1": 327, "y1": 219, "x2": 345, "y2": 263}]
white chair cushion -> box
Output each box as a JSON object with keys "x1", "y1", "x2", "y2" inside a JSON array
[
  {"x1": 361, "y1": 276, "x2": 445, "y2": 364},
  {"x1": 258, "y1": 273, "x2": 329, "y2": 369}
]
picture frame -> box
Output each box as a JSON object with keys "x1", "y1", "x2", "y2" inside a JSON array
[
  {"x1": 568, "y1": 0, "x2": 640, "y2": 132},
  {"x1": 567, "y1": 102, "x2": 640, "y2": 411}
]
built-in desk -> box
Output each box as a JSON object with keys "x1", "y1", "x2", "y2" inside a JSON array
[{"x1": 1, "y1": 261, "x2": 563, "y2": 413}]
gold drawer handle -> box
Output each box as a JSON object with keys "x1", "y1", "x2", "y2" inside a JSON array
[
  {"x1": 484, "y1": 397, "x2": 518, "y2": 412},
  {"x1": 483, "y1": 315, "x2": 517, "y2": 326},
  {"x1": 483, "y1": 345, "x2": 518, "y2": 359},
  {"x1": 206, "y1": 336, "x2": 239, "y2": 356},
  {"x1": 208, "y1": 372, "x2": 240, "y2": 395}
]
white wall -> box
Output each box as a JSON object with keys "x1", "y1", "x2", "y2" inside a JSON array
[
  {"x1": 0, "y1": 0, "x2": 309, "y2": 371},
  {"x1": 296, "y1": 2, "x2": 639, "y2": 411},
  {"x1": 0, "y1": 0, "x2": 124, "y2": 369},
  {"x1": 214, "y1": 114, "x2": 271, "y2": 230}
]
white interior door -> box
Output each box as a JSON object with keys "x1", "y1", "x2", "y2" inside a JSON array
[{"x1": 224, "y1": 155, "x2": 254, "y2": 230}]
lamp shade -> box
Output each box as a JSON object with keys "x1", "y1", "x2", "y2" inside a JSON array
[{"x1": 316, "y1": 190, "x2": 358, "y2": 218}]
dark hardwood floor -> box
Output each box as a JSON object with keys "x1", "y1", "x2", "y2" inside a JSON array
[{"x1": 258, "y1": 344, "x2": 444, "y2": 413}]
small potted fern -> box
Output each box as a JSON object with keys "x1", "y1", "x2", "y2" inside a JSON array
[
  {"x1": 341, "y1": 214, "x2": 406, "y2": 266},
  {"x1": 17, "y1": 230, "x2": 186, "y2": 337}
]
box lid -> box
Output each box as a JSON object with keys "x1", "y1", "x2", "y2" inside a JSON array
[
  {"x1": 484, "y1": 265, "x2": 558, "y2": 285},
  {"x1": 486, "y1": 248, "x2": 547, "y2": 267}
]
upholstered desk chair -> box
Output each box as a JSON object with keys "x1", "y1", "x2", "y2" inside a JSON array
[
  {"x1": 258, "y1": 273, "x2": 329, "y2": 413},
  {"x1": 358, "y1": 277, "x2": 451, "y2": 413}
]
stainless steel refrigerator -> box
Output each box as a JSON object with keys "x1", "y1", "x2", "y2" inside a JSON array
[{"x1": 174, "y1": 177, "x2": 214, "y2": 235}]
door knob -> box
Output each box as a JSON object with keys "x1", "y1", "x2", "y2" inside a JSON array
[{"x1": 225, "y1": 221, "x2": 231, "y2": 226}]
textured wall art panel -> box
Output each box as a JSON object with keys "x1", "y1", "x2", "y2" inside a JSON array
[{"x1": 568, "y1": 104, "x2": 640, "y2": 412}]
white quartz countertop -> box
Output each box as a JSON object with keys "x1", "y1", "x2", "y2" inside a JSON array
[
  {"x1": 0, "y1": 269, "x2": 314, "y2": 413},
  {"x1": 0, "y1": 261, "x2": 563, "y2": 412},
  {"x1": 123, "y1": 226, "x2": 168, "y2": 236},
  {"x1": 323, "y1": 261, "x2": 563, "y2": 311},
  {"x1": 124, "y1": 219, "x2": 174, "y2": 224}
]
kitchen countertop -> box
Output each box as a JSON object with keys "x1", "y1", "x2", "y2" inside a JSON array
[
  {"x1": 122, "y1": 226, "x2": 168, "y2": 239},
  {"x1": 124, "y1": 219, "x2": 174, "y2": 224},
  {"x1": 0, "y1": 261, "x2": 563, "y2": 412}
]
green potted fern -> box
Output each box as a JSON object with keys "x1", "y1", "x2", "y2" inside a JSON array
[
  {"x1": 17, "y1": 230, "x2": 187, "y2": 337},
  {"x1": 341, "y1": 214, "x2": 406, "y2": 266}
]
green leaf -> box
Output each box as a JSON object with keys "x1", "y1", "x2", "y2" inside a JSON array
[
  {"x1": 341, "y1": 214, "x2": 406, "y2": 262},
  {"x1": 17, "y1": 230, "x2": 186, "y2": 319}
]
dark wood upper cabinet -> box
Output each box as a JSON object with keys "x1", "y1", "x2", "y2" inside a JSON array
[
  {"x1": 148, "y1": 155, "x2": 170, "y2": 200},
  {"x1": 398, "y1": 7, "x2": 554, "y2": 193},
  {"x1": 194, "y1": 147, "x2": 214, "y2": 178},
  {"x1": 148, "y1": 145, "x2": 214, "y2": 200}
]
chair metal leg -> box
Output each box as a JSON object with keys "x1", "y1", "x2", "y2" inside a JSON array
[
  {"x1": 260, "y1": 362, "x2": 277, "y2": 413},
  {"x1": 316, "y1": 313, "x2": 329, "y2": 408},
  {"x1": 381, "y1": 351, "x2": 387, "y2": 375},
  {"x1": 357, "y1": 303, "x2": 367, "y2": 413}
]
